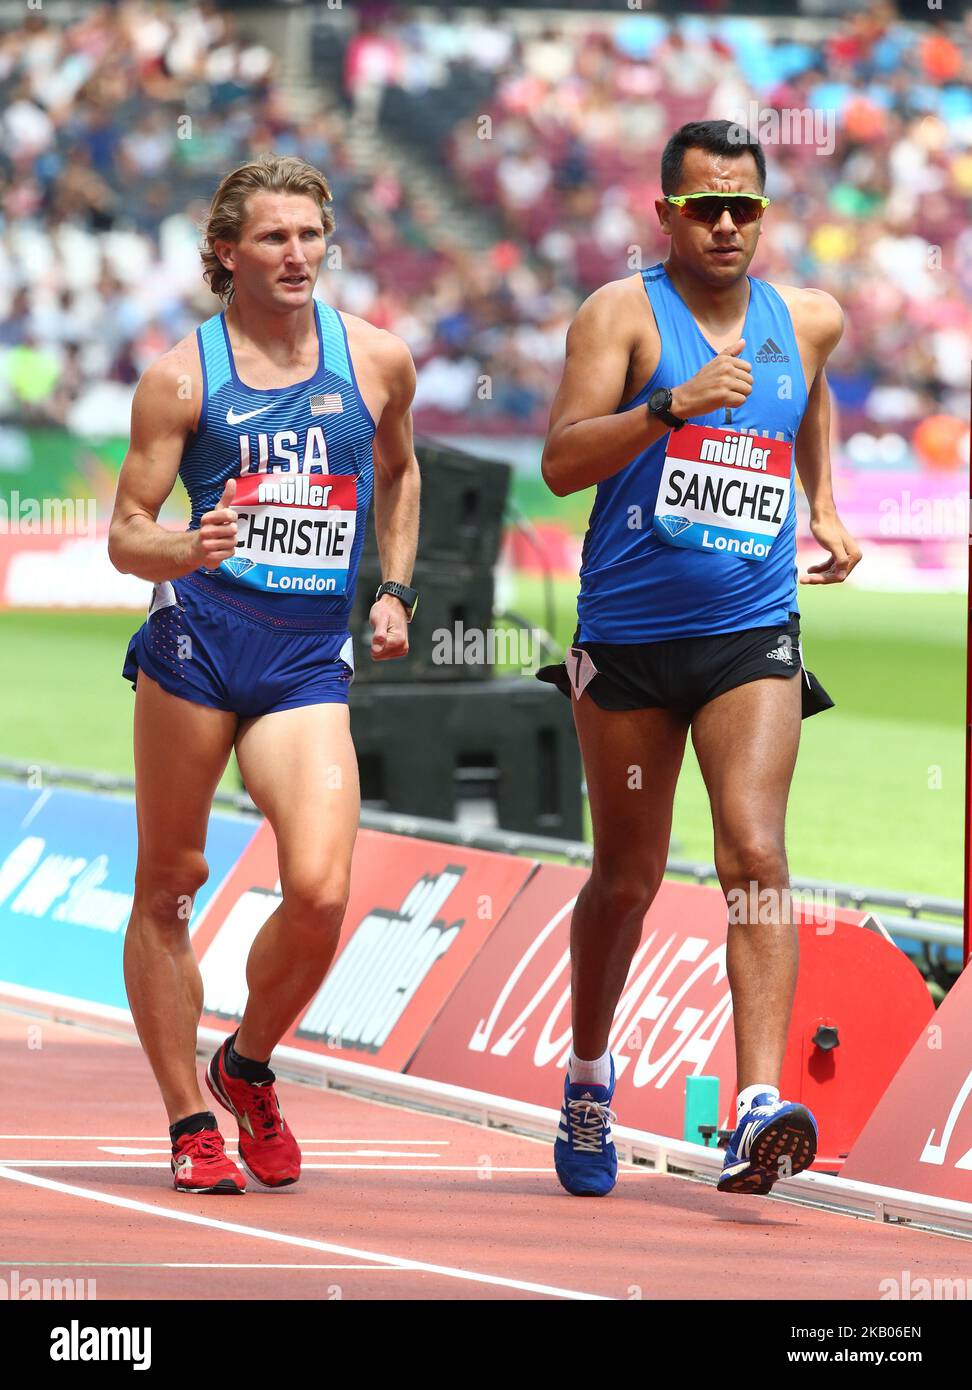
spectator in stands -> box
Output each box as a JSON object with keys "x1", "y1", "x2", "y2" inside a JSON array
[{"x1": 0, "y1": 0, "x2": 968, "y2": 450}]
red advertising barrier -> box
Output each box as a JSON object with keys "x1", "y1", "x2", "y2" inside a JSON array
[
  {"x1": 189, "y1": 824, "x2": 935, "y2": 1165},
  {"x1": 192, "y1": 822, "x2": 535, "y2": 1071},
  {"x1": 407, "y1": 864, "x2": 934, "y2": 1162},
  {"x1": 842, "y1": 962, "x2": 972, "y2": 1200},
  {"x1": 407, "y1": 865, "x2": 739, "y2": 1136},
  {"x1": 0, "y1": 529, "x2": 149, "y2": 608},
  {"x1": 779, "y1": 922, "x2": 934, "y2": 1167}
]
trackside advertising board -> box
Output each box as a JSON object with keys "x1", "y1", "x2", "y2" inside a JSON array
[
  {"x1": 842, "y1": 962, "x2": 972, "y2": 1201},
  {"x1": 407, "y1": 864, "x2": 740, "y2": 1135},
  {"x1": 407, "y1": 863, "x2": 933, "y2": 1154},
  {"x1": 193, "y1": 821, "x2": 536, "y2": 1071},
  {"x1": 0, "y1": 530, "x2": 151, "y2": 609},
  {"x1": 0, "y1": 783, "x2": 257, "y2": 1009},
  {"x1": 777, "y1": 921, "x2": 933, "y2": 1165}
]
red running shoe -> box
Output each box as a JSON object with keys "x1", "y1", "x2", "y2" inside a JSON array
[
  {"x1": 171, "y1": 1126, "x2": 246, "y2": 1194},
  {"x1": 206, "y1": 1037, "x2": 301, "y2": 1188}
]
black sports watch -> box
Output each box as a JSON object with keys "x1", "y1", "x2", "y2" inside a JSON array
[
  {"x1": 647, "y1": 386, "x2": 685, "y2": 431},
  {"x1": 375, "y1": 580, "x2": 418, "y2": 622}
]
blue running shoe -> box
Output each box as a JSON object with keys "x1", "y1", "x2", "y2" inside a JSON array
[
  {"x1": 554, "y1": 1057, "x2": 618, "y2": 1196},
  {"x1": 717, "y1": 1092, "x2": 818, "y2": 1195}
]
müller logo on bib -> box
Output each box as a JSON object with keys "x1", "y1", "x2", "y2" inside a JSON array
[
  {"x1": 654, "y1": 423, "x2": 792, "y2": 561},
  {"x1": 220, "y1": 471, "x2": 357, "y2": 594}
]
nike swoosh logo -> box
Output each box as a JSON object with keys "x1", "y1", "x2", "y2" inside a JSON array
[{"x1": 226, "y1": 404, "x2": 274, "y2": 425}]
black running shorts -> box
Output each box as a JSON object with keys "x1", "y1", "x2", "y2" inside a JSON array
[{"x1": 536, "y1": 612, "x2": 834, "y2": 719}]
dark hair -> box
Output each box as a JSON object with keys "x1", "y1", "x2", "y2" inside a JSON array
[{"x1": 661, "y1": 120, "x2": 766, "y2": 195}]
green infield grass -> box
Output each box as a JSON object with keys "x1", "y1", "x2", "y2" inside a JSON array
[{"x1": 0, "y1": 583, "x2": 965, "y2": 898}]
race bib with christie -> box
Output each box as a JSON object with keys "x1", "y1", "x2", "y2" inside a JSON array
[
  {"x1": 230, "y1": 471, "x2": 357, "y2": 595},
  {"x1": 176, "y1": 298, "x2": 375, "y2": 623},
  {"x1": 576, "y1": 262, "x2": 809, "y2": 643}
]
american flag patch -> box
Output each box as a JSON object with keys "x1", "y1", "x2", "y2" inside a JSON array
[{"x1": 310, "y1": 393, "x2": 343, "y2": 415}]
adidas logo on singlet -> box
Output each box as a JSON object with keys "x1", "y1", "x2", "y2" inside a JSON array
[
  {"x1": 755, "y1": 337, "x2": 789, "y2": 363},
  {"x1": 657, "y1": 514, "x2": 693, "y2": 538}
]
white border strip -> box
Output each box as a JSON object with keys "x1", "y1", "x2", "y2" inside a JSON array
[
  {"x1": 4, "y1": 984, "x2": 972, "y2": 1240},
  {"x1": 0, "y1": 1166, "x2": 605, "y2": 1301}
]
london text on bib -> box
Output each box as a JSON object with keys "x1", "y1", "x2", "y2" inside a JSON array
[
  {"x1": 653, "y1": 423, "x2": 791, "y2": 562},
  {"x1": 218, "y1": 473, "x2": 357, "y2": 594}
]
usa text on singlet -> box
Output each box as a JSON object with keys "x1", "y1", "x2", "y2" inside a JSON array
[{"x1": 177, "y1": 298, "x2": 375, "y2": 621}]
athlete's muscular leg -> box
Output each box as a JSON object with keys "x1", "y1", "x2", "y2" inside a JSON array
[
  {"x1": 126, "y1": 675, "x2": 238, "y2": 1124},
  {"x1": 690, "y1": 674, "x2": 802, "y2": 1091},
  {"x1": 232, "y1": 703, "x2": 359, "y2": 1061},
  {"x1": 569, "y1": 695, "x2": 690, "y2": 1058}
]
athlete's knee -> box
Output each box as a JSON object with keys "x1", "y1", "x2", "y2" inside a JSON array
[
  {"x1": 714, "y1": 835, "x2": 788, "y2": 893},
  {"x1": 281, "y1": 869, "x2": 350, "y2": 935},
  {"x1": 133, "y1": 851, "x2": 209, "y2": 928},
  {"x1": 586, "y1": 862, "x2": 662, "y2": 923}
]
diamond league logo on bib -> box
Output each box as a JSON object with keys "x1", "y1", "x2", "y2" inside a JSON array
[
  {"x1": 219, "y1": 471, "x2": 358, "y2": 594},
  {"x1": 223, "y1": 557, "x2": 256, "y2": 578},
  {"x1": 653, "y1": 423, "x2": 792, "y2": 562},
  {"x1": 657, "y1": 514, "x2": 693, "y2": 539}
]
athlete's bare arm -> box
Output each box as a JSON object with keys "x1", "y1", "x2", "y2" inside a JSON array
[
  {"x1": 774, "y1": 286, "x2": 862, "y2": 584},
  {"x1": 541, "y1": 276, "x2": 754, "y2": 498},
  {"x1": 108, "y1": 340, "x2": 238, "y2": 582},
  {"x1": 348, "y1": 320, "x2": 420, "y2": 660},
  {"x1": 541, "y1": 280, "x2": 665, "y2": 497}
]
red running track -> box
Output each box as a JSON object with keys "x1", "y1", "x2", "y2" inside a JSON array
[{"x1": 0, "y1": 1007, "x2": 968, "y2": 1301}]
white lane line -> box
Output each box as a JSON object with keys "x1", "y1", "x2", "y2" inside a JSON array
[
  {"x1": 0, "y1": 1136, "x2": 452, "y2": 1144},
  {"x1": 19, "y1": 788, "x2": 51, "y2": 829},
  {"x1": 0, "y1": 1161, "x2": 560, "y2": 1173},
  {"x1": 0, "y1": 1165, "x2": 607, "y2": 1301}
]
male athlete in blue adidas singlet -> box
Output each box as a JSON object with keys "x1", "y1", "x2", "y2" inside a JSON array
[
  {"x1": 539, "y1": 122, "x2": 861, "y2": 1200},
  {"x1": 108, "y1": 157, "x2": 421, "y2": 1195}
]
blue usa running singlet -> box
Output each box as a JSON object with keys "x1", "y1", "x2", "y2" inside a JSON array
[
  {"x1": 576, "y1": 262, "x2": 809, "y2": 643},
  {"x1": 179, "y1": 299, "x2": 375, "y2": 627}
]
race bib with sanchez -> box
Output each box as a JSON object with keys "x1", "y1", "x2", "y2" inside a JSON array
[
  {"x1": 218, "y1": 472, "x2": 357, "y2": 594},
  {"x1": 653, "y1": 423, "x2": 791, "y2": 561}
]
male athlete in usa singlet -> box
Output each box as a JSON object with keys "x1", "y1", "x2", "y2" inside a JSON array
[
  {"x1": 123, "y1": 297, "x2": 376, "y2": 717},
  {"x1": 538, "y1": 122, "x2": 861, "y2": 1202},
  {"x1": 109, "y1": 157, "x2": 421, "y2": 1196}
]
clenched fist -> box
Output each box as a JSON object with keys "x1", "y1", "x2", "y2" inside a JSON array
[{"x1": 192, "y1": 477, "x2": 238, "y2": 571}]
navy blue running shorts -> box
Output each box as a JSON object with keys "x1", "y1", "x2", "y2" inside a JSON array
[
  {"x1": 536, "y1": 612, "x2": 834, "y2": 719},
  {"x1": 123, "y1": 573, "x2": 354, "y2": 717}
]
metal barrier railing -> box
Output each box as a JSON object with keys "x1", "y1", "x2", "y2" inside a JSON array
[{"x1": 0, "y1": 757, "x2": 962, "y2": 950}]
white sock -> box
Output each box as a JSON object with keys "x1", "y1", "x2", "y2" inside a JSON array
[
  {"x1": 568, "y1": 1048, "x2": 612, "y2": 1088},
  {"x1": 737, "y1": 1083, "x2": 780, "y2": 1120}
]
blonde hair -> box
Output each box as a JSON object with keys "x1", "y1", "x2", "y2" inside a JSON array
[{"x1": 201, "y1": 155, "x2": 335, "y2": 302}]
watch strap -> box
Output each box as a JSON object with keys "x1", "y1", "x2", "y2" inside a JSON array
[{"x1": 375, "y1": 580, "x2": 418, "y2": 621}]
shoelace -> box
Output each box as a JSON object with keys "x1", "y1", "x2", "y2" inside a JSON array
[
  {"x1": 567, "y1": 1096, "x2": 616, "y2": 1154},
  {"x1": 750, "y1": 1102, "x2": 783, "y2": 1118},
  {"x1": 248, "y1": 1083, "x2": 283, "y2": 1136},
  {"x1": 178, "y1": 1129, "x2": 223, "y2": 1159}
]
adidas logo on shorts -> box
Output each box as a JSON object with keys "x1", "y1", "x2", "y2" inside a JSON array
[{"x1": 766, "y1": 635, "x2": 794, "y2": 664}]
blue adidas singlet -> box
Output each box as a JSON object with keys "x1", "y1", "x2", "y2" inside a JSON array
[
  {"x1": 180, "y1": 298, "x2": 375, "y2": 629},
  {"x1": 576, "y1": 262, "x2": 809, "y2": 643}
]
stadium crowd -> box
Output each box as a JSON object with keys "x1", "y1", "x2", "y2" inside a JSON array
[{"x1": 0, "y1": 0, "x2": 969, "y2": 466}]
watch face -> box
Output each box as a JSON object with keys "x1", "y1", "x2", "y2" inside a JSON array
[{"x1": 649, "y1": 388, "x2": 671, "y2": 413}]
